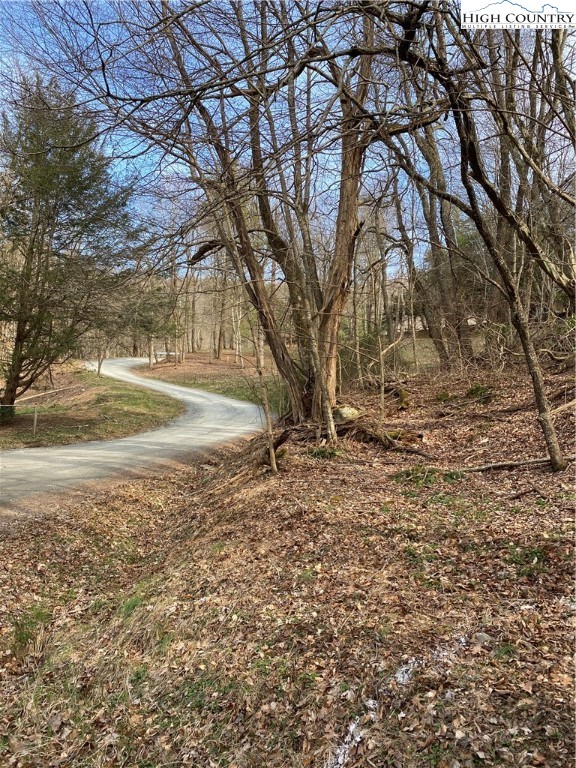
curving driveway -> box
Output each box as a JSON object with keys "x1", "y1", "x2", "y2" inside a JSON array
[{"x1": 0, "y1": 358, "x2": 264, "y2": 505}]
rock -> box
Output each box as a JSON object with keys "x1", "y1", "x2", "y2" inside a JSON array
[
  {"x1": 473, "y1": 631, "x2": 495, "y2": 647},
  {"x1": 332, "y1": 405, "x2": 361, "y2": 424}
]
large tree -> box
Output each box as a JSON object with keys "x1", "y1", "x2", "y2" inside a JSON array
[
  {"x1": 0, "y1": 76, "x2": 134, "y2": 416},
  {"x1": 360, "y1": 10, "x2": 574, "y2": 470}
]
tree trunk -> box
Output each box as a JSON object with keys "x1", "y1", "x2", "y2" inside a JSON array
[
  {"x1": 0, "y1": 322, "x2": 27, "y2": 419},
  {"x1": 315, "y1": 122, "x2": 365, "y2": 431},
  {"x1": 512, "y1": 310, "x2": 567, "y2": 471},
  {"x1": 351, "y1": 252, "x2": 364, "y2": 386},
  {"x1": 0, "y1": 379, "x2": 18, "y2": 419},
  {"x1": 148, "y1": 336, "x2": 154, "y2": 369}
]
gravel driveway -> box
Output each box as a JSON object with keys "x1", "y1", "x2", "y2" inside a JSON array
[{"x1": 0, "y1": 358, "x2": 264, "y2": 504}]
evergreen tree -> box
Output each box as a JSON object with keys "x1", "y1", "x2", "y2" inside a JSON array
[{"x1": 0, "y1": 76, "x2": 133, "y2": 416}]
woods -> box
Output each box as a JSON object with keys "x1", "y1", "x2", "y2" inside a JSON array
[
  {"x1": 5, "y1": 1, "x2": 574, "y2": 469},
  {"x1": 0, "y1": 4, "x2": 573, "y2": 449},
  {"x1": 0, "y1": 5, "x2": 574, "y2": 767}
]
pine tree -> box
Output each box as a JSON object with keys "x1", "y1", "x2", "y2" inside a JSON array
[{"x1": 0, "y1": 76, "x2": 133, "y2": 416}]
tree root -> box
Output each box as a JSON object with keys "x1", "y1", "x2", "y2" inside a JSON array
[
  {"x1": 263, "y1": 420, "x2": 433, "y2": 459},
  {"x1": 246, "y1": 425, "x2": 574, "y2": 474},
  {"x1": 335, "y1": 422, "x2": 433, "y2": 458},
  {"x1": 540, "y1": 348, "x2": 571, "y2": 363},
  {"x1": 540, "y1": 349, "x2": 575, "y2": 372}
]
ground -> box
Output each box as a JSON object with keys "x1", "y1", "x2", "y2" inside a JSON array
[{"x1": 0, "y1": 355, "x2": 573, "y2": 768}]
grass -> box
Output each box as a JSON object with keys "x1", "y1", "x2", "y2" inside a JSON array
[
  {"x1": 393, "y1": 466, "x2": 465, "y2": 487},
  {"x1": 465, "y1": 383, "x2": 494, "y2": 403},
  {"x1": 122, "y1": 594, "x2": 145, "y2": 619},
  {"x1": 405, "y1": 544, "x2": 438, "y2": 566},
  {"x1": 0, "y1": 369, "x2": 185, "y2": 449},
  {"x1": 306, "y1": 446, "x2": 342, "y2": 460},
  {"x1": 10, "y1": 603, "x2": 51, "y2": 655},
  {"x1": 493, "y1": 642, "x2": 517, "y2": 660},
  {"x1": 129, "y1": 664, "x2": 149, "y2": 688},
  {"x1": 297, "y1": 568, "x2": 317, "y2": 583},
  {"x1": 146, "y1": 369, "x2": 289, "y2": 415},
  {"x1": 504, "y1": 545, "x2": 549, "y2": 577},
  {"x1": 393, "y1": 465, "x2": 439, "y2": 486}
]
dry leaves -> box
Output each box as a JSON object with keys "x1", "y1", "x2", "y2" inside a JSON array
[{"x1": 0, "y1": 367, "x2": 573, "y2": 767}]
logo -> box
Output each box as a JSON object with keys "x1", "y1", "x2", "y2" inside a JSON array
[{"x1": 460, "y1": 1, "x2": 576, "y2": 28}]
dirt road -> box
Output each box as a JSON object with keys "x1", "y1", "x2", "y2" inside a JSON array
[{"x1": 0, "y1": 358, "x2": 264, "y2": 505}]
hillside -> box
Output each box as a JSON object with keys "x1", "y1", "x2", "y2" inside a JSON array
[{"x1": 1, "y1": 364, "x2": 573, "y2": 767}]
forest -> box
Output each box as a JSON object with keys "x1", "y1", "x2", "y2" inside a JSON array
[
  {"x1": 0, "y1": 1, "x2": 573, "y2": 458},
  {"x1": 0, "y1": 3, "x2": 574, "y2": 767}
]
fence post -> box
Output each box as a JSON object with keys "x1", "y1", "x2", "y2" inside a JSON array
[{"x1": 33, "y1": 404, "x2": 38, "y2": 436}]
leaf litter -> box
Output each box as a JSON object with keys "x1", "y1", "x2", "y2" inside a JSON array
[{"x1": 0, "y1": 366, "x2": 573, "y2": 767}]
